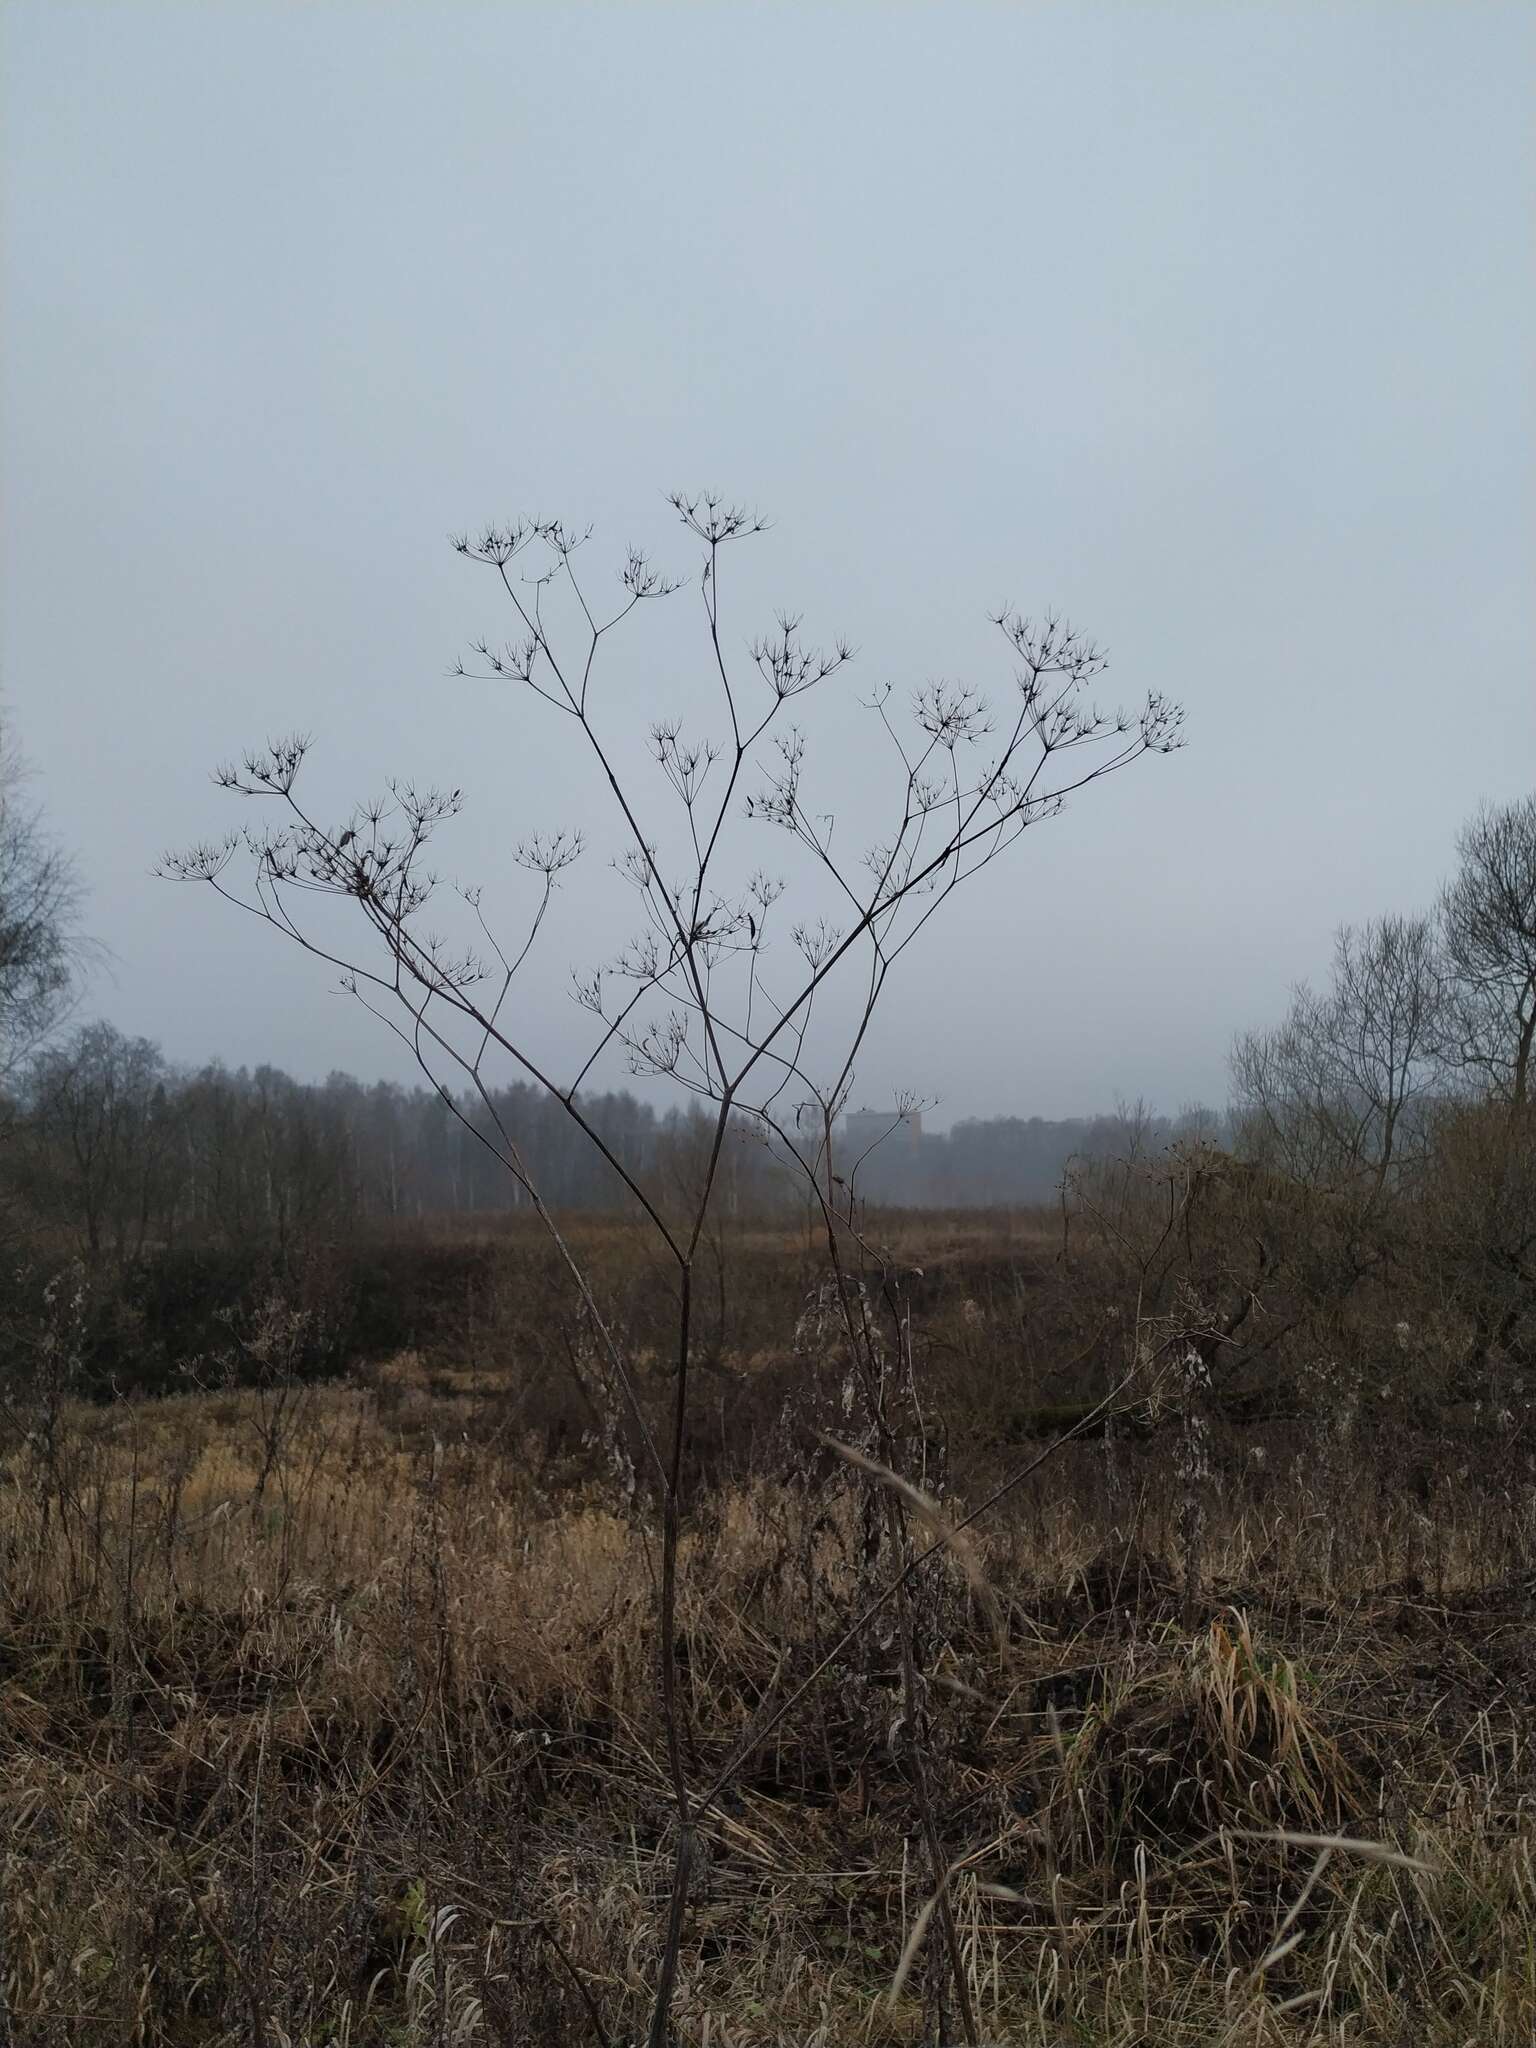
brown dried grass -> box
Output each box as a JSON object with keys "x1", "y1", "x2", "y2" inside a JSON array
[{"x1": 0, "y1": 1351, "x2": 1532, "y2": 2045}]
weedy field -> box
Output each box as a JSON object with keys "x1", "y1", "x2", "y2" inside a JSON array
[{"x1": 1, "y1": 1218, "x2": 1533, "y2": 2048}]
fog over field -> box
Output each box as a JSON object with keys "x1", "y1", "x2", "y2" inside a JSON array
[{"x1": 4, "y1": 2, "x2": 1532, "y2": 1122}]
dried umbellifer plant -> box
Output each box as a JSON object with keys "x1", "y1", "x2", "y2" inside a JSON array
[{"x1": 163, "y1": 493, "x2": 1183, "y2": 2046}]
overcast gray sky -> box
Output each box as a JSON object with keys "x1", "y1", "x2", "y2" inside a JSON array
[{"x1": 3, "y1": 2, "x2": 1532, "y2": 1124}]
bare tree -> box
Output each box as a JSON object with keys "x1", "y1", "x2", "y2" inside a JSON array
[
  {"x1": 1427, "y1": 795, "x2": 1536, "y2": 1385},
  {"x1": 21, "y1": 1022, "x2": 175, "y2": 1263},
  {"x1": 1421, "y1": 1092, "x2": 1536, "y2": 1384},
  {"x1": 1230, "y1": 913, "x2": 1445, "y2": 1200},
  {"x1": 164, "y1": 495, "x2": 1182, "y2": 2045},
  {"x1": 0, "y1": 712, "x2": 88, "y2": 1079},
  {"x1": 1439, "y1": 793, "x2": 1536, "y2": 1111}
]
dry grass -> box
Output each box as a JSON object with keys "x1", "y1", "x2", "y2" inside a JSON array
[{"x1": 1, "y1": 1341, "x2": 1533, "y2": 2045}]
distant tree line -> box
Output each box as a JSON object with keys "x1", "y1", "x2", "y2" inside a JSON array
[
  {"x1": 3, "y1": 1035, "x2": 811, "y2": 1258},
  {"x1": 843, "y1": 1100, "x2": 1227, "y2": 1207},
  {"x1": 3, "y1": 1024, "x2": 1204, "y2": 1258},
  {"x1": 4, "y1": 801, "x2": 1530, "y2": 1269}
]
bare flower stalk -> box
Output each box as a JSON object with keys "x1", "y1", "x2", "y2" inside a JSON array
[
  {"x1": 1177, "y1": 1341, "x2": 1213, "y2": 1623},
  {"x1": 163, "y1": 494, "x2": 1182, "y2": 2043}
]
